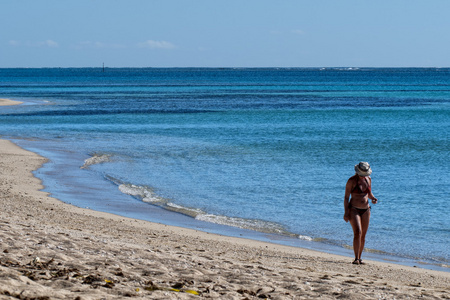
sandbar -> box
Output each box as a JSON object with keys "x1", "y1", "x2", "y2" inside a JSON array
[{"x1": 0, "y1": 98, "x2": 23, "y2": 106}]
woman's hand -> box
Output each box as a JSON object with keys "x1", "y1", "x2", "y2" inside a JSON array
[
  {"x1": 371, "y1": 197, "x2": 378, "y2": 204},
  {"x1": 343, "y1": 213, "x2": 349, "y2": 222}
]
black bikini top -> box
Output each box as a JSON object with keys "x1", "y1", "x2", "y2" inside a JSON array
[{"x1": 351, "y1": 175, "x2": 371, "y2": 194}]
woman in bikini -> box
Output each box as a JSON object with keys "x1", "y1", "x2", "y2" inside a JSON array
[{"x1": 344, "y1": 162, "x2": 378, "y2": 265}]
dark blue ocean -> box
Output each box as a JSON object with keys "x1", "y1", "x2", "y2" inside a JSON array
[{"x1": 0, "y1": 68, "x2": 448, "y2": 270}]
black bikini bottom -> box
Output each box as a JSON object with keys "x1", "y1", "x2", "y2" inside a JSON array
[{"x1": 350, "y1": 205, "x2": 371, "y2": 216}]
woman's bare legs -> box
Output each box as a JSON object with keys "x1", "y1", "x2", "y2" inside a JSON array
[
  {"x1": 349, "y1": 208, "x2": 371, "y2": 263},
  {"x1": 359, "y1": 209, "x2": 370, "y2": 261}
]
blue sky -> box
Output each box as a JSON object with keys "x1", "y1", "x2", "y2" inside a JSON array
[{"x1": 1, "y1": 0, "x2": 449, "y2": 68}]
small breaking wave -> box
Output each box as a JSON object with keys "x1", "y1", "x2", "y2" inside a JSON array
[
  {"x1": 118, "y1": 183, "x2": 167, "y2": 205},
  {"x1": 196, "y1": 214, "x2": 291, "y2": 235},
  {"x1": 81, "y1": 153, "x2": 112, "y2": 169},
  {"x1": 298, "y1": 235, "x2": 313, "y2": 241},
  {"x1": 166, "y1": 203, "x2": 205, "y2": 218},
  {"x1": 105, "y1": 176, "x2": 302, "y2": 237}
]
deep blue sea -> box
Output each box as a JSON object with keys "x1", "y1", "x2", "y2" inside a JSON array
[{"x1": 0, "y1": 68, "x2": 448, "y2": 270}]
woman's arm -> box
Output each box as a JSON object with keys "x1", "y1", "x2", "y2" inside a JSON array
[
  {"x1": 343, "y1": 179, "x2": 352, "y2": 222},
  {"x1": 367, "y1": 177, "x2": 378, "y2": 204}
]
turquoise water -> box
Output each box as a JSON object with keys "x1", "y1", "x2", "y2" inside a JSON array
[{"x1": 1, "y1": 68, "x2": 448, "y2": 270}]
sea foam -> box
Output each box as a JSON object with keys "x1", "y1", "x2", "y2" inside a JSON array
[{"x1": 81, "y1": 153, "x2": 112, "y2": 169}]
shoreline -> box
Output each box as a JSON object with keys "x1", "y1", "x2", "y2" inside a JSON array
[
  {"x1": 0, "y1": 95, "x2": 449, "y2": 298},
  {"x1": 18, "y1": 137, "x2": 448, "y2": 272},
  {"x1": 1, "y1": 139, "x2": 449, "y2": 298},
  {"x1": 2, "y1": 97, "x2": 448, "y2": 271}
]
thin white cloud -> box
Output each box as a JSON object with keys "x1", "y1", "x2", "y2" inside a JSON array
[
  {"x1": 41, "y1": 40, "x2": 59, "y2": 47},
  {"x1": 8, "y1": 39, "x2": 59, "y2": 47},
  {"x1": 291, "y1": 29, "x2": 305, "y2": 35},
  {"x1": 74, "y1": 41, "x2": 126, "y2": 49},
  {"x1": 8, "y1": 40, "x2": 20, "y2": 46},
  {"x1": 138, "y1": 40, "x2": 176, "y2": 49}
]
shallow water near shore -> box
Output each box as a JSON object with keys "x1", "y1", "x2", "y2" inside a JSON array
[
  {"x1": 13, "y1": 137, "x2": 447, "y2": 272},
  {"x1": 1, "y1": 68, "x2": 449, "y2": 271}
]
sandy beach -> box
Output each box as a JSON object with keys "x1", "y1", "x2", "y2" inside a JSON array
[{"x1": 0, "y1": 135, "x2": 449, "y2": 298}]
